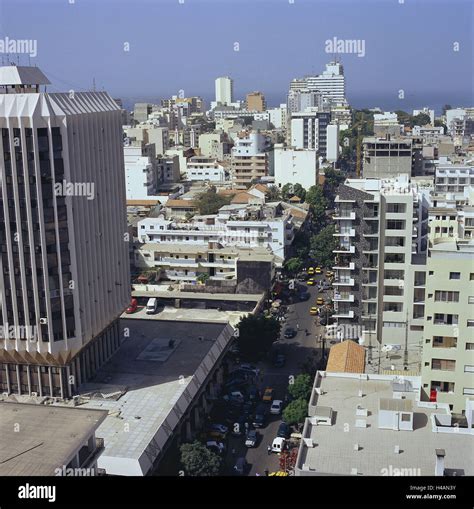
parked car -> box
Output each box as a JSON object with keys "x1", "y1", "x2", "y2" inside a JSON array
[
  {"x1": 253, "y1": 404, "x2": 267, "y2": 428},
  {"x1": 262, "y1": 387, "x2": 274, "y2": 402},
  {"x1": 206, "y1": 441, "x2": 225, "y2": 454},
  {"x1": 271, "y1": 437, "x2": 286, "y2": 453},
  {"x1": 247, "y1": 386, "x2": 259, "y2": 401},
  {"x1": 207, "y1": 430, "x2": 226, "y2": 441},
  {"x1": 233, "y1": 457, "x2": 249, "y2": 475},
  {"x1": 245, "y1": 429, "x2": 259, "y2": 448},
  {"x1": 208, "y1": 423, "x2": 228, "y2": 434},
  {"x1": 146, "y1": 297, "x2": 158, "y2": 314},
  {"x1": 316, "y1": 297, "x2": 324, "y2": 306},
  {"x1": 242, "y1": 401, "x2": 254, "y2": 420},
  {"x1": 283, "y1": 327, "x2": 297, "y2": 339},
  {"x1": 277, "y1": 422, "x2": 291, "y2": 439},
  {"x1": 270, "y1": 400, "x2": 283, "y2": 415},
  {"x1": 125, "y1": 298, "x2": 138, "y2": 314},
  {"x1": 273, "y1": 353, "x2": 286, "y2": 368},
  {"x1": 238, "y1": 364, "x2": 260, "y2": 377}
]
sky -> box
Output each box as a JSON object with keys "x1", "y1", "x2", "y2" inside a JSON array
[{"x1": 0, "y1": 0, "x2": 472, "y2": 112}]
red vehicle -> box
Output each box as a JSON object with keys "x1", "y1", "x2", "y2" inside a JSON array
[{"x1": 126, "y1": 298, "x2": 138, "y2": 314}]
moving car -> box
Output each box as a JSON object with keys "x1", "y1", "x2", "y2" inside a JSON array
[
  {"x1": 277, "y1": 422, "x2": 291, "y2": 439},
  {"x1": 146, "y1": 297, "x2": 158, "y2": 314},
  {"x1": 306, "y1": 278, "x2": 315, "y2": 286},
  {"x1": 309, "y1": 306, "x2": 318, "y2": 316},
  {"x1": 315, "y1": 267, "x2": 322, "y2": 274},
  {"x1": 270, "y1": 400, "x2": 283, "y2": 415},
  {"x1": 245, "y1": 429, "x2": 259, "y2": 448},
  {"x1": 316, "y1": 297, "x2": 324, "y2": 305},
  {"x1": 283, "y1": 327, "x2": 297, "y2": 339},
  {"x1": 307, "y1": 267, "x2": 314, "y2": 275},
  {"x1": 262, "y1": 387, "x2": 274, "y2": 402},
  {"x1": 326, "y1": 270, "x2": 334, "y2": 278},
  {"x1": 271, "y1": 437, "x2": 286, "y2": 453},
  {"x1": 125, "y1": 298, "x2": 138, "y2": 314}
]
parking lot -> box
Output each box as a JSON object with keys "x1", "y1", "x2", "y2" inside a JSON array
[{"x1": 206, "y1": 271, "x2": 334, "y2": 476}]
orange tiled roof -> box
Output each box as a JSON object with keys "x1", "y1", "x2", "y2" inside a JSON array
[
  {"x1": 165, "y1": 199, "x2": 197, "y2": 208},
  {"x1": 326, "y1": 340, "x2": 366, "y2": 374}
]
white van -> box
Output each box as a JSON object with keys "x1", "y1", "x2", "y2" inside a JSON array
[
  {"x1": 271, "y1": 437, "x2": 286, "y2": 453},
  {"x1": 146, "y1": 298, "x2": 158, "y2": 314}
]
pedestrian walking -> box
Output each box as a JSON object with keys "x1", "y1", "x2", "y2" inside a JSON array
[
  {"x1": 267, "y1": 445, "x2": 272, "y2": 455},
  {"x1": 296, "y1": 323, "x2": 300, "y2": 331}
]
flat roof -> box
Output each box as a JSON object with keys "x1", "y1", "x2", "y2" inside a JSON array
[
  {"x1": 299, "y1": 374, "x2": 474, "y2": 476},
  {"x1": 77, "y1": 319, "x2": 232, "y2": 475},
  {"x1": 0, "y1": 403, "x2": 106, "y2": 476}
]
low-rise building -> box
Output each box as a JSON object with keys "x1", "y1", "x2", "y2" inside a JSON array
[{"x1": 186, "y1": 156, "x2": 226, "y2": 182}]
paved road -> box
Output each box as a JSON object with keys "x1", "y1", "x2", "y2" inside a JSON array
[{"x1": 224, "y1": 275, "x2": 333, "y2": 476}]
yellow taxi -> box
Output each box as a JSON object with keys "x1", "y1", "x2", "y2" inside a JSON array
[
  {"x1": 262, "y1": 387, "x2": 274, "y2": 402},
  {"x1": 326, "y1": 270, "x2": 334, "y2": 278},
  {"x1": 307, "y1": 267, "x2": 315, "y2": 275},
  {"x1": 309, "y1": 306, "x2": 318, "y2": 315},
  {"x1": 315, "y1": 267, "x2": 322, "y2": 274},
  {"x1": 316, "y1": 297, "x2": 324, "y2": 305},
  {"x1": 307, "y1": 278, "x2": 315, "y2": 286}
]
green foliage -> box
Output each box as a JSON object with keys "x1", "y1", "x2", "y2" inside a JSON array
[
  {"x1": 266, "y1": 185, "x2": 282, "y2": 201},
  {"x1": 292, "y1": 230, "x2": 310, "y2": 259},
  {"x1": 236, "y1": 314, "x2": 281, "y2": 360},
  {"x1": 306, "y1": 185, "x2": 328, "y2": 228},
  {"x1": 412, "y1": 112, "x2": 431, "y2": 127},
  {"x1": 282, "y1": 398, "x2": 308, "y2": 425},
  {"x1": 281, "y1": 183, "x2": 306, "y2": 202},
  {"x1": 179, "y1": 441, "x2": 221, "y2": 476},
  {"x1": 323, "y1": 168, "x2": 345, "y2": 204},
  {"x1": 197, "y1": 273, "x2": 210, "y2": 283},
  {"x1": 196, "y1": 187, "x2": 231, "y2": 215},
  {"x1": 310, "y1": 224, "x2": 337, "y2": 267},
  {"x1": 285, "y1": 257, "x2": 303, "y2": 275},
  {"x1": 288, "y1": 373, "x2": 312, "y2": 401}
]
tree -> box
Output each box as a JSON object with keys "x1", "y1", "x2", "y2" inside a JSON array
[
  {"x1": 411, "y1": 112, "x2": 431, "y2": 127},
  {"x1": 285, "y1": 257, "x2": 303, "y2": 275},
  {"x1": 282, "y1": 398, "x2": 308, "y2": 425},
  {"x1": 292, "y1": 230, "x2": 310, "y2": 259},
  {"x1": 306, "y1": 185, "x2": 328, "y2": 228},
  {"x1": 266, "y1": 185, "x2": 281, "y2": 202},
  {"x1": 310, "y1": 224, "x2": 337, "y2": 267},
  {"x1": 236, "y1": 314, "x2": 281, "y2": 360},
  {"x1": 196, "y1": 187, "x2": 231, "y2": 215},
  {"x1": 442, "y1": 104, "x2": 452, "y2": 115},
  {"x1": 179, "y1": 441, "x2": 221, "y2": 476},
  {"x1": 197, "y1": 273, "x2": 210, "y2": 284},
  {"x1": 323, "y1": 168, "x2": 345, "y2": 204},
  {"x1": 281, "y1": 183, "x2": 306, "y2": 202},
  {"x1": 288, "y1": 373, "x2": 312, "y2": 401}
]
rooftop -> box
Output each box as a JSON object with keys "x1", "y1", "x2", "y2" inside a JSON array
[
  {"x1": 326, "y1": 340, "x2": 365, "y2": 374},
  {"x1": 0, "y1": 65, "x2": 50, "y2": 86},
  {"x1": 298, "y1": 373, "x2": 474, "y2": 476},
  {"x1": 77, "y1": 319, "x2": 232, "y2": 475},
  {"x1": 0, "y1": 402, "x2": 106, "y2": 476}
]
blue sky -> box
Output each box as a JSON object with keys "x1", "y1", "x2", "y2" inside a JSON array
[{"x1": 0, "y1": 0, "x2": 472, "y2": 110}]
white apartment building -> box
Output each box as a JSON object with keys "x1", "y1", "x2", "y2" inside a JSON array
[
  {"x1": 290, "y1": 61, "x2": 346, "y2": 104},
  {"x1": 412, "y1": 125, "x2": 444, "y2": 143},
  {"x1": 432, "y1": 165, "x2": 474, "y2": 205},
  {"x1": 198, "y1": 132, "x2": 232, "y2": 160},
  {"x1": 124, "y1": 142, "x2": 158, "y2": 200},
  {"x1": 290, "y1": 109, "x2": 331, "y2": 158},
  {"x1": 137, "y1": 202, "x2": 296, "y2": 260},
  {"x1": 0, "y1": 66, "x2": 130, "y2": 398},
  {"x1": 231, "y1": 131, "x2": 270, "y2": 186},
  {"x1": 268, "y1": 104, "x2": 287, "y2": 129},
  {"x1": 274, "y1": 145, "x2": 318, "y2": 190},
  {"x1": 215, "y1": 76, "x2": 233, "y2": 106},
  {"x1": 332, "y1": 175, "x2": 430, "y2": 373},
  {"x1": 186, "y1": 156, "x2": 226, "y2": 182},
  {"x1": 326, "y1": 123, "x2": 340, "y2": 162}
]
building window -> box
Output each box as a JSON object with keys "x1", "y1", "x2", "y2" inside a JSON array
[
  {"x1": 434, "y1": 291, "x2": 459, "y2": 302},
  {"x1": 467, "y1": 320, "x2": 474, "y2": 328},
  {"x1": 464, "y1": 366, "x2": 474, "y2": 373},
  {"x1": 449, "y1": 272, "x2": 461, "y2": 280},
  {"x1": 401, "y1": 413, "x2": 411, "y2": 422},
  {"x1": 431, "y1": 359, "x2": 456, "y2": 371}
]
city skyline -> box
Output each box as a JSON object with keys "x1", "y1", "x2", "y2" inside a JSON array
[{"x1": 0, "y1": 0, "x2": 472, "y2": 112}]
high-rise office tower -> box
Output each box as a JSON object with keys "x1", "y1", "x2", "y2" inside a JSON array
[
  {"x1": 0, "y1": 66, "x2": 130, "y2": 398},
  {"x1": 215, "y1": 76, "x2": 233, "y2": 106}
]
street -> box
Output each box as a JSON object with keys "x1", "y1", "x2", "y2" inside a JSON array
[{"x1": 222, "y1": 274, "x2": 331, "y2": 476}]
